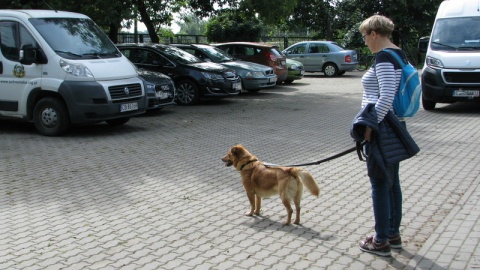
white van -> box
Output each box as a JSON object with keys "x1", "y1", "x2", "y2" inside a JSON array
[
  {"x1": 0, "y1": 10, "x2": 147, "y2": 136},
  {"x1": 418, "y1": 0, "x2": 480, "y2": 110}
]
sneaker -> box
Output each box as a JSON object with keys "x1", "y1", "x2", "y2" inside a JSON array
[
  {"x1": 359, "y1": 235, "x2": 392, "y2": 257},
  {"x1": 389, "y1": 235, "x2": 402, "y2": 249}
]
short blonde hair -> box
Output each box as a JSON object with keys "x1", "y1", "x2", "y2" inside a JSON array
[{"x1": 359, "y1": 15, "x2": 395, "y2": 37}]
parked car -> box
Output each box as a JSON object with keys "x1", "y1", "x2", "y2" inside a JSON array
[
  {"x1": 137, "y1": 69, "x2": 176, "y2": 110},
  {"x1": 285, "y1": 59, "x2": 305, "y2": 84},
  {"x1": 214, "y1": 42, "x2": 288, "y2": 84},
  {"x1": 171, "y1": 44, "x2": 277, "y2": 93},
  {"x1": 116, "y1": 43, "x2": 241, "y2": 105},
  {"x1": 282, "y1": 41, "x2": 358, "y2": 77}
]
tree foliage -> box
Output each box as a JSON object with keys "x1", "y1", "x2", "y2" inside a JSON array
[
  {"x1": 236, "y1": 0, "x2": 299, "y2": 25},
  {"x1": 0, "y1": 0, "x2": 442, "y2": 56},
  {"x1": 205, "y1": 12, "x2": 262, "y2": 42},
  {"x1": 176, "y1": 12, "x2": 209, "y2": 35},
  {"x1": 288, "y1": 0, "x2": 337, "y2": 40}
]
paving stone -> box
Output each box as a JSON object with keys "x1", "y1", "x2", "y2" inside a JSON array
[{"x1": 1, "y1": 73, "x2": 479, "y2": 269}]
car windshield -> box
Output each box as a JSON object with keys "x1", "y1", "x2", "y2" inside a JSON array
[
  {"x1": 198, "y1": 46, "x2": 234, "y2": 62},
  {"x1": 159, "y1": 45, "x2": 203, "y2": 64},
  {"x1": 29, "y1": 17, "x2": 120, "y2": 59},
  {"x1": 431, "y1": 17, "x2": 480, "y2": 51}
]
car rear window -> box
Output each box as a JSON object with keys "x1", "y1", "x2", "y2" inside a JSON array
[
  {"x1": 331, "y1": 42, "x2": 346, "y2": 50},
  {"x1": 270, "y1": 47, "x2": 284, "y2": 58}
]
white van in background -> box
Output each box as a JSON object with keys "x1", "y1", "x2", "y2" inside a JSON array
[
  {"x1": 0, "y1": 10, "x2": 147, "y2": 136},
  {"x1": 418, "y1": 0, "x2": 480, "y2": 110}
]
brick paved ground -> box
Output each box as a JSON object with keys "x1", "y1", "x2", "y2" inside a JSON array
[{"x1": 0, "y1": 72, "x2": 479, "y2": 269}]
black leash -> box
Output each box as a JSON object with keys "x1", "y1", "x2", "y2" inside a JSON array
[{"x1": 264, "y1": 141, "x2": 367, "y2": 167}]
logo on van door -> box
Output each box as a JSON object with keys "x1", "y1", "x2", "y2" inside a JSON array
[{"x1": 13, "y1": 64, "x2": 26, "y2": 78}]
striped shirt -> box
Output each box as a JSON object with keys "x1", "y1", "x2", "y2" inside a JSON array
[{"x1": 361, "y1": 49, "x2": 405, "y2": 123}]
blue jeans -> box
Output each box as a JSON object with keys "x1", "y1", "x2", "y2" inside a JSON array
[{"x1": 369, "y1": 162, "x2": 402, "y2": 243}]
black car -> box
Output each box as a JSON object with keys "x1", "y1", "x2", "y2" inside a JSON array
[
  {"x1": 171, "y1": 44, "x2": 277, "y2": 92},
  {"x1": 117, "y1": 43, "x2": 241, "y2": 105},
  {"x1": 137, "y1": 69, "x2": 176, "y2": 110}
]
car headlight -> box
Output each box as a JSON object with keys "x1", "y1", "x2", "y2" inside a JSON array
[
  {"x1": 143, "y1": 81, "x2": 156, "y2": 94},
  {"x1": 201, "y1": 72, "x2": 223, "y2": 80},
  {"x1": 60, "y1": 59, "x2": 93, "y2": 77},
  {"x1": 245, "y1": 71, "x2": 264, "y2": 78},
  {"x1": 289, "y1": 64, "x2": 298, "y2": 70},
  {"x1": 426, "y1": 56, "x2": 444, "y2": 68}
]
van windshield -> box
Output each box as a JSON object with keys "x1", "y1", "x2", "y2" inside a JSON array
[
  {"x1": 431, "y1": 17, "x2": 480, "y2": 51},
  {"x1": 29, "y1": 17, "x2": 121, "y2": 59}
]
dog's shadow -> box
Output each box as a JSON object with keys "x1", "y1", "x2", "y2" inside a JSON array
[{"x1": 240, "y1": 214, "x2": 335, "y2": 243}]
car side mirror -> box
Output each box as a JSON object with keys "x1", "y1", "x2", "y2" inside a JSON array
[{"x1": 418, "y1": 36, "x2": 429, "y2": 54}]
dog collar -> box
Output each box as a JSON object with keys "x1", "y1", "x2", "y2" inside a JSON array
[{"x1": 240, "y1": 159, "x2": 257, "y2": 170}]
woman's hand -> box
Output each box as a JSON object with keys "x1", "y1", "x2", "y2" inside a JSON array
[{"x1": 364, "y1": 127, "x2": 373, "y2": 142}]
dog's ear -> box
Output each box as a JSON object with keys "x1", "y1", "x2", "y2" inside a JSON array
[
  {"x1": 231, "y1": 144, "x2": 244, "y2": 156},
  {"x1": 231, "y1": 145, "x2": 239, "y2": 155}
]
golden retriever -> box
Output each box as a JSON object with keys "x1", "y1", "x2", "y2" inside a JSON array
[{"x1": 221, "y1": 144, "x2": 320, "y2": 225}]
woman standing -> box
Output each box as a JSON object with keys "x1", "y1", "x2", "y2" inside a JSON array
[{"x1": 357, "y1": 15, "x2": 406, "y2": 257}]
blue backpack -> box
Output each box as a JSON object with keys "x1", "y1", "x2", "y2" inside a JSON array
[{"x1": 382, "y1": 48, "x2": 421, "y2": 117}]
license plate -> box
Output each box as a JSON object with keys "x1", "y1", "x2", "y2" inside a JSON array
[
  {"x1": 300, "y1": 70, "x2": 305, "y2": 75},
  {"x1": 120, "y1": 102, "x2": 138, "y2": 112},
  {"x1": 156, "y1": 91, "x2": 168, "y2": 99},
  {"x1": 453, "y1": 90, "x2": 480, "y2": 97},
  {"x1": 233, "y1": 82, "x2": 242, "y2": 90},
  {"x1": 269, "y1": 77, "x2": 277, "y2": 83}
]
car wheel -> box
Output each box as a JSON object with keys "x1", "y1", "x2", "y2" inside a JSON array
[
  {"x1": 422, "y1": 96, "x2": 436, "y2": 111},
  {"x1": 284, "y1": 80, "x2": 294, "y2": 84},
  {"x1": 106, "y1": 117, "x2": 130, "y2": 126},
  {"x1": 324, "y1": 63, "x2": 338, "y2": 77},
  {"x1": 33, "y1": 97, "x2": 70, "y2": 136},
  {"x1": 175, "y1": 80, "x2": 199, "y2": 105}
]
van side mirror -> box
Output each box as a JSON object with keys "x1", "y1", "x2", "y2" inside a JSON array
[
  {"x1": 418, "y1": 36, "x2": 430, "y2": 54},
  {"x1": 20, "y1": 44, "x2": 36, "y2": 65},
  {"x1": 20, "y1": 44, "x2": 48, "y2": 65}
]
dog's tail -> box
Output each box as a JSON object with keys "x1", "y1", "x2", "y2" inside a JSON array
[{"x1": 294, "y1": 169, "x2": 320, "y2": 197}]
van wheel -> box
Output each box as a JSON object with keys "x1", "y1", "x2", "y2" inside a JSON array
[
  {"x1": 176, "y1": 80, "x2": 199, "y2": 105},
  {"x1": 323, "y1": 63, "x2": 338, "y2": 77},
  {"x1": 33, "y1": 97, "x2": 70, "y2": 136},
  {"x1": 422, "y1": 97, "x2": 436, "y2": 111},
  {"x1": 106, "y1": 117, "x2": 130, "y2": 126}
]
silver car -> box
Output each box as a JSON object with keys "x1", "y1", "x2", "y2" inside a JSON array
[
  {"x1": 282, "y1": 41, "x2": 358, "y2": 77},
  {"x1": 172, "y1": 44, "x2": 277, "y2": 92}
]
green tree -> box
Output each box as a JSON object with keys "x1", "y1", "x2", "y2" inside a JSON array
[
  {"x1": 236, "y1": 0, "x2": 299, "y2": 25},
  {"x1": 287, "y1": 0, "x2": 337, "y2": 40},
  {"x1": 176, "y1": 12, "x2": 209, "y2": 35},
  {"x1": 205, "y1": 11, "x2": 262, "y2": 42},
  {"x1": 335, "y1": 0, "x2": 442, "y2": 62}
]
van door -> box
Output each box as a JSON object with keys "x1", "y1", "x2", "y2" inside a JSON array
[{"x1": 0, "y1": 21, "x2": 43, "y2": 114}]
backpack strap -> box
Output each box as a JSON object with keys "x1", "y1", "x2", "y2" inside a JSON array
[{"x1": 382, "y1": 48, "x2": 407, "y2": 68}]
